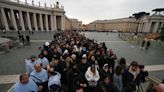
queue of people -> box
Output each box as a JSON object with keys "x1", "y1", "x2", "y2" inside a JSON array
[{"x1": 13, "y1": 31, "x2": 150, "y2": 92}]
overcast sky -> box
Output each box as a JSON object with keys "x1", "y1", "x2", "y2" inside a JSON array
[{"x1": 23, "y1": 0, "x2": 164, "y2": 24}]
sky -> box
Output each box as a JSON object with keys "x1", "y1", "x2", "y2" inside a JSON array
[{"x1": 22, "y1": 0, "x2": 164, "y2": 24}]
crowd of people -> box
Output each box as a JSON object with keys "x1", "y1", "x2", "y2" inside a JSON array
[
  {"x1": 13, "y1": 31, "x2": 151, "y2": 92},
  {"x1": 141, "y1": 38, "x2": 151, "y2": 50}
]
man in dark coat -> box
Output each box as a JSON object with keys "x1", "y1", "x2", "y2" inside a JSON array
[
  {"x1": 141, "y1": 39, "x2": 146, "y2": 48},
  {"x1": 77, "y1": 54, "x2": 89, "y2": 73},
  {"x1": 21, "y1": 35, "x2": 25, "y2": 45},
  {"x1": 122, "y1": 61, "x2": 143, "y2": 89},
  {"x1": 146, "y1": 40, "x2": 151, "y2": 50},
  {"x1": 96, "y1": 75, "x2": 116, "y2": 92},
  {"x1": 26, "y1": 35, "x2": 30, "y2": 45}
]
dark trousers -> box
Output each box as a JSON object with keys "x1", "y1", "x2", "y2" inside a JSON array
[{"x1": 87, "y1": 86, "x2": 96, "y2": 92}]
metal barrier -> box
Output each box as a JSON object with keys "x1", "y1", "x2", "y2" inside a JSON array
[
  {"x1": 137, "y1": 75, "x2": 161, "y2": 92},
  {"x1": 145, "y1": 75, "x2": 161, "y2": 91},
  {"x1": 138, "y1": 84, "x2": 144, "y2": 92},
  {"x1": 7, "y1": 84, "x2": 14, "y2": 92},
  {"x1": 7, "y1": 75, "x2": 161, "y2": 92}
]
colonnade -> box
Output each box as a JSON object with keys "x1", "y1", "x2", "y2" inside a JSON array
[{"x1": 0, "y1": 0, "x2": 65, "y2": 31}]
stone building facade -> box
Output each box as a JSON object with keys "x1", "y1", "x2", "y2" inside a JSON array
[
  {"x1": 69, "y1": 18, "x2": 82, "y2": 31},
  {"x1": 86, "y1": 18, "x2": 139, "y2": 32},
  {"x1": 0, "y1": 0, "x2": 66, "y2": 31},
  {"x1": 138, "y1": 15, "x2": 164, "y2": 33},
  {"x1": 65, "y1": 16, "x2": 72, "y2": 31},
  {"x1": 86, "y1": 15, "x2": 164, "y2": 33}
]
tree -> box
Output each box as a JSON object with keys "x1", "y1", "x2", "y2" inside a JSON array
[
  {"x1": 152, "y1": 8, "x2": 164, "y2": 15},
  {"x1": 132, "y1": 12, "x2": 150, "y2": 19}
]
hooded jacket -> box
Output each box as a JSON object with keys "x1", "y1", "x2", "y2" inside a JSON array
[{"x1": 85, "y1": 67, "x2": 100, "y2": 86}]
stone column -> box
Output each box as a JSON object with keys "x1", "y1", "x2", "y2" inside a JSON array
[
  {"x1": 137, "y1": 23, "x2": 141, "y2": 32},
  {"x1": 61, "y1": 15, "x2": 65, "y2": 31},
  {"x1": 139, "y1": 23, "x2": 143, "y2": 32},
  {"x1": 26, "y1": 12, "x2": 32, "y2": 31},
  {"x1": 142, "y1": 23, "x2": 147, "y2": 32},
  {"x1": 45, "y1": 14, "x2": 49, "y2": 31},
  {"x1": 53, "y1": 15, "x2": 57, "y2": 31},
  {"x1": 11, "y1": 9, "x2": 18, "y2": 31},
  {"x1": 138, "y1": 23, "x2": 142, "y2": 32},
  {"x1": 146, "y1": 22, "x2": 151, "y2": 32},
  {"x1": 159, "y1": 22, "x2": 164, "y2": 33},
  {"x1": 33, "y1": 13, "x2": 38, "y2": 31},
  {"x1": 1, "y1": 8, "x2": 9, "y2": 30},
  {"x1": 162, "y1": 22, "x2": 164, "y2": 27},
  {"x1": 153, "y1": 22, "x2": 159, "y2": 33},
  {"x1": 50, "y1": 15, "x2": 54, "y2": 31},
  {"x1": 144, "y1": 22, "x2": 149, "y2": 32},
  {"x1": 142, "y1": 23, "x2": 145, "y2": 32},
  {"x1": 39, "y1": 14, "x2": 43, "y2": 31},
  {"x1": 19, "y1": 11, "x2": 25, "y2": 31}
]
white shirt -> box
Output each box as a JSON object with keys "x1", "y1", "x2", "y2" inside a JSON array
[
  {"x1": 30, "y1": 69, "x2": 48, "y2": 83},
  {"x1": 25, "y1": 59, "x2": 41, "y2": 74},
  {"x1": 37, "y1": 57, "x2": 49, "y2": 69}
]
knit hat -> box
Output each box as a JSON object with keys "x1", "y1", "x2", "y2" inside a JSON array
[
  {"x1": 103, "y1": 63, "x2": 108, "y2": 67},
  {"x1": 45, "y1": 42, "x2": 50, "y2": 46}
]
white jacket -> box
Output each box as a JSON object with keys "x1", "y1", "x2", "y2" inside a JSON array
[
  {"x1": 85, "y1": 67, "x2": 100, "y2": 82},
  {"x1": 48, "y1": 72, "x2": 61, "y2": 88}
]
